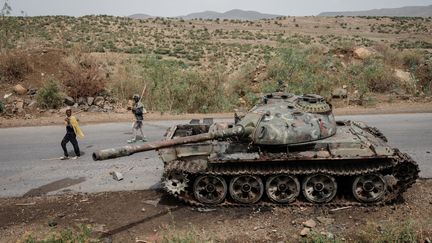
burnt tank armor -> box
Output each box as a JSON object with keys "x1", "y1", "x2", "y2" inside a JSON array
[{"x1": 93, "y1": 92, "x2": 419, "y2": 206}]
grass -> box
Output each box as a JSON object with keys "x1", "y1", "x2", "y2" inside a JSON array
[
  {"x1": 1, "y1": 15, "x2": 432, "y2": 113},
  {"x1": 159, "y1": 211, "x2": 215, "y2": 243},
  {"x1": 300, "y1": 220, "x2": 423, "y2": 243},
  {"x1": 353, "y1": 221, "x2": 419, "y2": 243},
  {"x1": 22, "y1": 225, "x2": 98, "y2": 243},
  {"x1": 161, "y1": 230, "x2": 213, "y2": 243},
  {"x1": 156, "y1": 220, "x2": 425, "y2": 243},
  {"x1": 110, "y1": 56, "x2": 234, "y2": 113},
  {"x1": 51, "y1": 43, "x2": 432, "y2": 113},
  {"x1": 3, "y1": 15, "x2": 430, "y2": 74}
]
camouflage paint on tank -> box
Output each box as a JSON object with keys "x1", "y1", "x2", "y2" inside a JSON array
[
  {"x1": 158, "y1": 119, "x2": 395, "y2": 164},
  {"x1": 235, "y1": 93, "x2": 336, "y2": 145},
  {"x1": 92, "y1": 91, "x2": 419, "y2": 206},
  {"x1": 94, "y1": 92, "x2": 393, "y2": 163}
]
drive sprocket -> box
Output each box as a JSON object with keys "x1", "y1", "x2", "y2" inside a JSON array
[{"x1": 162, "y1": 171, "x2": 189, "y2": 195}]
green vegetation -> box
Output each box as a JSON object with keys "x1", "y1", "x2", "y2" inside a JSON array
[
  {"x1": 0, "y1": 0, "x2": 14, "y2": 50},
  {"x1": 347, "y1": 58, "x2": 395, "y2": 93},
  {"x1": 111, "y1": 56, "x2": 234, "y2": 113},
  {"x1": 1, "y1": 14, "x2": 431, "y2": 113},
  {"x1": 415, "y1": 59, "x2": 432, "y2": 94},
  {"x1": 266, "y1": 47, "x2": 338, "y2": 96},
  {"x1": 157, "y1": 219, "x2": 425, "y2": 243},
  {"x1": 23, "y1": 225, "x2": 97, "y2": 243},
  {"x1": 36, "y1": 79, "x2": 64, "y2": 109},
  {"x1": 107, "y1": 41, "x2": 430, "y2": 112},
  {"x1": 0, "y1": 100, "x2": 4, "y2": 113},
  {"x1": 265, "y1": 45, "x2": 406, "y2": 98},
  {"x1": 353, "y1": 221, "x2": 419, "y2": 243},
  {"x1": 392, "y1": 40, "x2": 432, "y2": 50},
  {"x1": 162, "y1": 230, "x2": 212, "y2": 243}
]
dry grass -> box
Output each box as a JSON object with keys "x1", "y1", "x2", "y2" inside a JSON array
[
  {"x1": 1, "y1": 15, "x2": 431, "y2": 113},
  {"x1": 61, "y1": 46, "x2": 107, "y2": 99},
  {"x1": 0, "y1": 51, "x2": 32, "y2": 83}
]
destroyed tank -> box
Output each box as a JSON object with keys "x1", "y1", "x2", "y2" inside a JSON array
[{"x1": 93, "y1": 92, "x2": 419, "y2": 206}]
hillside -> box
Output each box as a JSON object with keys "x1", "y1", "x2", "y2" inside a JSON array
[
  {"x1": 128, "y1": 13, "x2": 152, "y2": 19},
  {"x1": 129, "y1": 9, "x2": 281, "y2": 20},
  {"x1": 319, "y1": 4, "x2": 432, "y2": 17},
  {"x1": 0, "y1": 15, "x2": 431, "y2": 116},
  {"x1": 180, "y1": 9, "x2": 281, "y2": 20}
]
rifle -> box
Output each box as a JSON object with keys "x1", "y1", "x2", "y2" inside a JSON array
[{"x1": 138, "y1": 84, "x2": 147, "y2": 103}]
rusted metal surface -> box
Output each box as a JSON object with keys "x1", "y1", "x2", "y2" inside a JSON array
[
  {"x1": 92, "y1": 125, "x2": 246, "y2": 161},
  {"x1": 159, "y1": 122, "x2": 395, "y2": 163},
  {"x1": 163, "y1": 149, "x2": 418, "y2": 207},
  {"x1": 92, "y1": 92, "x2": 419, "y2": 206}
]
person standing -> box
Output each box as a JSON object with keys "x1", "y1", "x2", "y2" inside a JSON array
[
  {"x1": 128, "y1": 94, "x2": 147, "y2": 143},
  {"x1": 60, "y1": 107, "x2": 84, "y2": 160}
]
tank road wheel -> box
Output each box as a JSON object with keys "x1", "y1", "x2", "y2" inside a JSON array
[
  {"x1": 302, "y1": 174, "x2": 337, "y2": 203},
  {"x1": 265, "y1": 175, "x2": 300, "y2": 204},
  {"x1": 162, "y1": 171, "x2": 189, "y2": 195},
  {"x1": 352, "y1": 174, "x2": 387, "y2": 203},
  {"x1": 229, "y1": 175, "x2": 264, "y2": 204},
  {"x1": 193, "y1": 175, "x2": 227, "y2": 205}
]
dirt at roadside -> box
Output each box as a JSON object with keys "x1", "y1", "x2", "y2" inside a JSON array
[
  {"x1": 0, "y1": 180, "x2": 431, "y2": 243},
  {"x1": 1, "y1": 101, "x2": 432, "y2": 128}
]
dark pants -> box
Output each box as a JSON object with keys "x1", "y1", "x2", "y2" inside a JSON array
[{"x1": 61, "y1": 133, "x2": 80, "y2": 157}]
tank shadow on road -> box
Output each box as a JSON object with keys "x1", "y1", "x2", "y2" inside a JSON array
[{"x1": 23, "y1": 177, "x2": 86, "y2": 197}]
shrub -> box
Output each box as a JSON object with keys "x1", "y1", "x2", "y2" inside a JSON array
[
  {"x1": 336, "y1": 40, "x2": 356, "y2": 53},
  {"x1": 375, "y1": 44, "x2": 402, "y2": 66},
  {"x1": 0, "y1": 52, "x2": 32, "y2": 83},
  {"x1": 400, "y1": 50, "x2": 424, "y2": 68},
  {"x1": 267, "y1": 47, "x2": 309, "y2": 89},
  {"x1": 0, "y1": 100, "x2": 4, "y2": 113},
  {"x1": 62, "y1": 49, "x2": 107, "y2": 99},
  {"x1": 266, "y1": 46, "x2": 339, "y2": 97},
  {"x1": 362, "y1": 58, "x2": 396, "y2": 92},
  {"x1": 347, "y1": 58, "x2": 397, "y2": 93},
  {"x1": 111, "y1": 56, "x2": 232, "y2": 113},
  {"x1": 37, "y1": 79, "x2": 63, "y2": 109},
  {"x1": 354, "y1": 221, "x2": 419, "y2": 243},
  {"x1": 227, "y1": 62, "x2": 256, "y2": 97},
  {"x1": 415, "y1": 61, "x2": 432, "y2": 94}
]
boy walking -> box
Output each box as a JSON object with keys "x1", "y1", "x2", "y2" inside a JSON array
[{"x1": 61, "y1": 107, "x2": 84, "y2": 160}]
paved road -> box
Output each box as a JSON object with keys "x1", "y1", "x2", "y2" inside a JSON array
[{"x1": 0, "y1": 113, "x2": 431, "y2": 197}]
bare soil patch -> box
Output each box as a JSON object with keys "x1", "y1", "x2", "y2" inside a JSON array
[{"x1": 0, "y1": 180, "x2": 431, "y2": 242}]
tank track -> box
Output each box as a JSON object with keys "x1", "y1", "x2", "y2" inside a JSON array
[{"x1": 162, "y1": 149, "x2": 419, "y2": 207}]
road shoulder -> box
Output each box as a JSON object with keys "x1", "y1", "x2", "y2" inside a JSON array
[{"x1": 1, "y1": 101, "x2": 432, "y2": 128}]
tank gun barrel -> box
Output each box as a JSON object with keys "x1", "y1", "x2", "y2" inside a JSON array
[{"x1": 92, "y1": 125, "x2": 249, "y2": 161}]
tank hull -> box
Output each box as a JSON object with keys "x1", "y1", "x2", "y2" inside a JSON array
[{"x1": 160, "y1": 120, "x2": 419, "y2": 206}]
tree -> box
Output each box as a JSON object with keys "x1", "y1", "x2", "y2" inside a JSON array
[
  {"x1": 1, "y1": 0, "x2": 11, "y2": 17},
  {"x1": 0, "y1": 0, "x2": 12, "y2": 51}
]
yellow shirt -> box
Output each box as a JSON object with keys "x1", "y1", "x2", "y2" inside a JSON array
[{"x1": 66, "y1": 116, "x2": 84, "y2": 138}]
